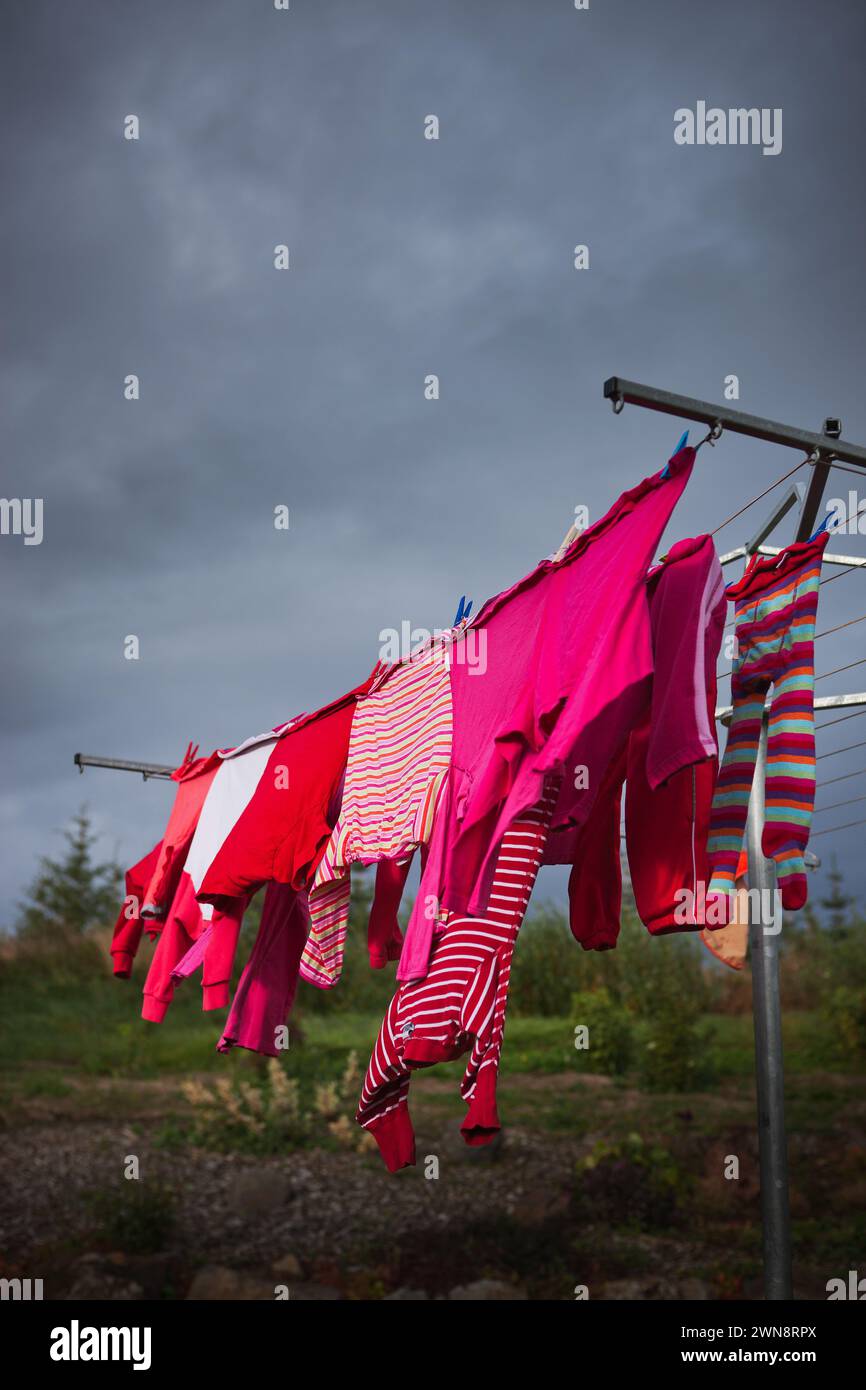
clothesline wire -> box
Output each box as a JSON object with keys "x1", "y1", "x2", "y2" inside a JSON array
[
  {"x1": 820, "y1": 766, "x2": 866, "y2": 788},
  {"x1": 811, "y1": 816, "x2": 866, "y2": 838},
  {"x1": 815, "y1": 656, "x2": 866, "y2": 682},
  {"x1": 814, "y1": 612, "x2": 866, "y2": 641},
  {"x1": 814, "y1": 793, "x2": 866, "y2": 814},
  {"x1": 709, "y1": 458, "x2": 808, "y2": 538},
  {"x1": 820, "y1": 563, "x2": 863, "y2": 588},
  {"x1": 815, "y1": 707, "x2": 866, "y2": 731},
  {"x1": 823, "y1": 459, "x2": 866, "y2": 481},
  {"x1": 816, "y1": 738, "x2": 866, "y2": 761}
]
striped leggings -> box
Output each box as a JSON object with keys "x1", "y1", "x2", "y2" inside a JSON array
[
  {"x1": 708, "y1": 533, "x2": 827, "y2": 914},
  {"x1": 357, "y1": 787, "x2": 556, "y2": 1171}
]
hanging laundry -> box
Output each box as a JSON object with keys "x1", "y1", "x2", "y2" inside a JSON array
[
  {"x1": 398, "y1": 446, "x2": 696, "y2": 982},
  {"x1": 153, "y1": 680, "x2": 378, "y2": 1030},
  {"x1": 141, "y1": 750, "x2": 222, "y2": 922},
  {"x1": 217, "y1": 882, "x2": 310, "y2": 1057},
  {"x1": 300, "y1": 640, "x2": 452, "y2": 989},
  {"x1": 191, "y1": 679, "x2": 376, "y2": 908},
  {"x1": 110, "y1": 840, "x2": 163, "y2": 976},
  {"x1": 140, "y1": 872, "x2": 248, "y2": 1022},
  {"x1": 707, "y1": 531, "x2": 829, "y2": 914},
  {"x1": 368, "y1": 858, "x2": 413, "y2": 968},
  {"x1": 566, "y1": 533, "x2": 727, "y2": 947},
  {"x1": 183, "y1": 727, "x2": 299, "y2": 908},
  {"x1": 701, "y1": 911, "x2": 748, "y2": 969},
  {"x1": 358, "y1": 785, "x2": 557, "y2": 1172}
]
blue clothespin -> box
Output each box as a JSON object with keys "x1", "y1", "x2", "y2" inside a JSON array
[
  {"x1": 453, "y1": 595, "x2": 473, "y2": 626},
  {"x1": 664, "y1": 430, "x2": 692, "y2": 480},
  {"x1": 673, "y1": 429, "x2": 690, "y2": 455},
  {"x1": 660, "y1": 431, "x2": 689, "y2": 479},
  {"x1": 809, "y1": 512, "x2": 835, "y2": 540}
]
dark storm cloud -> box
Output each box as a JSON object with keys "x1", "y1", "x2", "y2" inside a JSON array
[{"x1": 1, "y1": 0, "x2": 865, "y2": 921}]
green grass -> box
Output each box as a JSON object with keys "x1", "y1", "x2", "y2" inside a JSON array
[{"x1": 0, "y1": 947, "x2": 859, "y2": 1089}]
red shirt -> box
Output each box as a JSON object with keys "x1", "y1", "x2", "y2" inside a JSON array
[
  {"x1": 141, "y1": 752, "x2": 222, "y2": 920},
  {"x1": 198, "y1": 678, "x2": 376, "y2": 907}
]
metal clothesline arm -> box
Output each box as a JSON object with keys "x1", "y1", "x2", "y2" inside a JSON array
[
  {"x1": 73, "y1": 753, "x2": 176, "y2": 781},
  {"x1": 719, "y1": 545, "x2": 866, "y2": 569},
  {"x1": 603, "y1": 377, "x2": 866, "y2": 468},
  {"x1": 716, "y1": 691, "x2": 866, "y2": 725}
]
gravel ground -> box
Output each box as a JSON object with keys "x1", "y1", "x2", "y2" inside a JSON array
[
  {"x1": 0, "y1": 1113, "x2": 591, "y2": 1297},
  {"x1": 2, "y1": 1080, "x2": 852, "y2": 1300}
]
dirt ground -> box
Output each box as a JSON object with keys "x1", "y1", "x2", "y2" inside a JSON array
[{"x1": 2, "y1": 1070, "x2": 862, "y2": 1301}]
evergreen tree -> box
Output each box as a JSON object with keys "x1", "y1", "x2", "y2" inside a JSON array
[
  {"x1": 15, "y1": 808, "x2": 122, "y2": 940},
  {"x1": 820, "y1": 854, "x2": 854, "y2": 939}
]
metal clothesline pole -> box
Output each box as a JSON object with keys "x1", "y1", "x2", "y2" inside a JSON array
[
  {"x1": 606, "y1": 376, "x2": 866, "y2": 1303},
  {"x1": 744, "y1": 719, "x2": 791, "y2": 1298}
]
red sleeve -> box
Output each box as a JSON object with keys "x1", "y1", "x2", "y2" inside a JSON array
[
  {"x1": 110, "y1": 841, "x2": 162, "y2": 977},
  {"x1": 368, "y1": 859, "x2": 411, "y2": 967}
]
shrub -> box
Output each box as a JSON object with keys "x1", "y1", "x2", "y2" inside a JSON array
[
  {"x1": 85, "y1": 1179, "x2": 176, "y2": 1255},
  {"x1": 636, "y1": 1019, "x2": 716, "y2": 1093},
  {"x1": 575, "y1": 1133, "x2": 685, "y2": 1229},
  {"x1": 823, "y1": 985, "x2": 866, "y2": 1059},
  {"x1": 511, "y1": 906, "x2": 614, "y2": 1016},
  {"x1": 571, "y1": 987, "x2": 634, "y2": 1076},
  {"x1": 181, "y1": 1052, "x2": 376, "y2": 1155}
]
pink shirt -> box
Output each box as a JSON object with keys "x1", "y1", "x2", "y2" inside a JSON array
[{"x1": 398, "y1": 447, "x2": 696, "y2": 981}]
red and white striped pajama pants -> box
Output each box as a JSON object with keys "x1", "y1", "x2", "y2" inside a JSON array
[{"x1": 357, "y1": 786, "x2": 557, "y2": 1171}]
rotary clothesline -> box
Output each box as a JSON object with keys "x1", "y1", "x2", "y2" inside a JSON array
[
  {"x1": 606, "y1": 378, "x2": 866, "y2": 1304},
  {"x1": 74, "y1": 378, "x2": 866, "y2": 1303}
]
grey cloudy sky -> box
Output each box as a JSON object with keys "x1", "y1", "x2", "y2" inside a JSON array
[{"x1": 2, "y1": 0, "x2": 865, "y2": 926}]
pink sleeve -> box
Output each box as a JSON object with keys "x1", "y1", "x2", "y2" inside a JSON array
[
  {"x1": 201, "y1": 899, "x2": 247, "y2": 1010},
  {"x1": 396, "y1": 777, "x2": 451, "y2": 982},
  {"x1": 142, "y1": 876, "x2": 203, "y2": 1022},
  {"x1": 645, "y1": 539, "x2": 724, "y2": 789}
]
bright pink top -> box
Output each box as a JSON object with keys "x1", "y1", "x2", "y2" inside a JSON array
[{"x1": 398, "y1": 447, "x2": 696, "y2": 981}]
